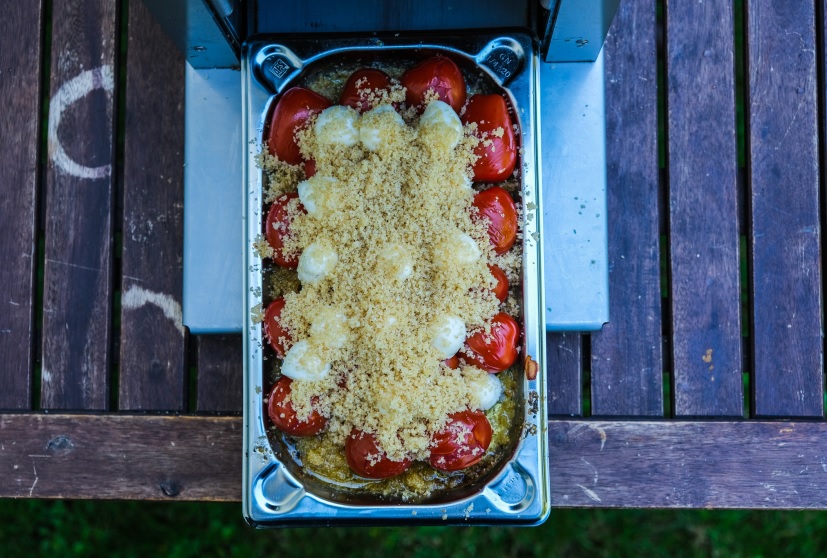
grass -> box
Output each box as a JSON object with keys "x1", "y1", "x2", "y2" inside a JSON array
[{"x1": 1, "y1": 500, "x2": 826, "y2": 557}]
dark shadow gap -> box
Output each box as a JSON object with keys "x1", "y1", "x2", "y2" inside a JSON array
[
  {"x1": 815, "y1": 0, "x2": 827, "y2": 417},
  {"x1": 657, "y1": 0, "x2": 672, "y2": 418},
  {"x1": 582, "y1": 333, "x2": 591, "y2": 417}
]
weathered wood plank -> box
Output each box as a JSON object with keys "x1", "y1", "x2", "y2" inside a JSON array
[
  {"x1": 118, "y1": 0, "x2": 187, "y2": 410},
  {"x1": 3, "y1": 415, "x2": 827, "y2": 509},
  {"x1": 747, "y1": 1, "x2": 823, "y2": 416},
  {"x1": 0, "y1": 2, "x2": 43, "y2": 410},
  {"x1": 0, "y1": 414, "x2": 240, "y2": 500},
  {"x1": 547, "y1": 332, "x2": 582, "y2": 416},
  {"x1": 590, "y1": 0, "x2": 664, "y2": 415},
  {"x1": 550, "y1": 420, "x2": 827, "y2": 508},
  {"x1": 40, "y1": 0, "x2": 117, "y2": 410},
  {"x1": 196, "y1": 335, "x2": 243, "y2": 413},
  {"x1": 665, "y1": 0, "x2": 742, "y2": 416}
]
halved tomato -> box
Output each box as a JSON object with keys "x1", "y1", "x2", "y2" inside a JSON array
[
  {"x1": 443, "y1": 354, "x2": 460, "y2": 369},
  {"x1": 400, "y1": 56, "x2": 466, "y2": 113},
  {"x1": 304, "y1": 159, "x2": 316, "y2": 178},
  {"x1": 428, "y1": 410, "x2": 492, "y2": 471},
  {"x1": 267, "y1": 376, "x2": 327, "y2": 436},
  {"x1": 340, "y1": 68, "x2": 393, "y2": 113},
  {"x1": 461, "y1": 312, "x2": 520, "y2": 373},
  {"x1": 472, "y1": 186, "x2": 518, "y2": 255},
  {"x1": 267, "y1": 87, "x2": 331, "y2": 165},
  {"x1": 489, "y1": 264, "x2": 509, "y2": 303},
  {"x1": 263, "y1": 297, "x2": 290, "y2": 358},
  {"x1": 461, "y1": 94, "x2": 517, "y2": 182},
  {"x1": 345, "y1": 429, "x2": 412, "y2": 479},
  {"x1": 265, "y1": 192, "x2": 304, "y2": 268}
]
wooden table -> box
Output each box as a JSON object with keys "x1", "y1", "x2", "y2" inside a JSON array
[{"x1": 2, "y1": 0, "x2": 826, "y2": 508}]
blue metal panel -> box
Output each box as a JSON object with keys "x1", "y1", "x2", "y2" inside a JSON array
[
  {"x1": 182, "y1": 65, "x2": 244, "y2": 333},
  {"x1": 540, "y1": 53, "x2": 609, "y2": 330}
]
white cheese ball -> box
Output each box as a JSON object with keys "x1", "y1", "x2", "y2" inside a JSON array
[
  {"x1": 360, "y1": 104, "x2": 406, "y2": 152},
  {"x1": 378, "y1": 242, "x2": 414, "y2": 280},
  {"x1": 298, "y1": 241, "x2": 338, "y2": 283},
  {"x1": 310, "y1": 308, "x2": 350, "y2": 349},
  {"x1": 315, "y1": 105, "x2": 360, "y2": 147},
  {"x1": 418, "y1": 100, "x2": 463, "y2": 150},
  {"x1": 431, "y1": 315, "x2": 466, "y2": 359},
  {"x1": 435, "y1": 232, "x2": 481, "y2": 267},
  {"x1": 281, "y1": 340, "x2": 331, "y2": 382},
  {"x1": 471, "y1": 372, "x2": 504, "y2": 411},
  {"x1": 297, "y1": 175, "x2": 340, "y2": 217}
]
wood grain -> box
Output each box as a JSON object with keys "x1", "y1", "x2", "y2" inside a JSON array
[
  {"x1": 590, "y1": 0, "x2": 664, "y2": 415},
  {"x1": 118, "y1": 0, "x2": 187, "y2": 410},
  {"x1": 0, "y1": 414, "x2": 240, "y2": 500},
  {"x1": 4, "y1": 415, "x2": 827, "y2": 509},
  {"x1": 547, "y1": 332, "x2": 582, "y2": 416},
  {"x1": 665, "y1": 0, "x2": 742, "y2": 416},
  {"x1": 40, "y1": 0, "x2": 117, "y2": 410},
  {"x1": 550, "y1": 420, "x2": 827, "y2": 508},
  {"x1": 0, "y1": 2, "x2": 43, "y2": 410},
  {"x1": 747, "y1": 1, "x2": 823, "y2": 416},
  {"x1": 196, "y1": 335, "x2": 243, "y2": 413}
]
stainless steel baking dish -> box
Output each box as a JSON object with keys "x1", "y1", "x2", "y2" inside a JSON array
[{"x1": 242, "y1": 31, "x2": 548, "y2": 526}]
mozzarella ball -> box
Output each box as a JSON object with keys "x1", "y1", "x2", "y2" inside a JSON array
[
  {"x1": 297, "y1": 175, "x2": 340, "y2": 217},
  {"x1": 298, "y1": 241, "x2": 338, "y2": 283},
  {"x1": 418, "y1": 100, "x2": 463, "y2": 150},
  {"x1": 469, "y1": 371, "x2": 504, "y2": 411},
  {"x1": 431, "y1": 315, "x2": 466, "y2": 359},
  {"x1": 378, "y1": 242, "x2": 414, "y2": 280},
  {"x1": 315, "y1": 105, "x2": 360, "y2": 147},
  {"x1": 281, "y1": 340, "x2": 331, "y2": 382},
  {"x1": 360, "y1": 104, "x2": 406, "y2": 152},
  {"x1": 435, "y1": 232, "x2": 481, "y2": 267},
  {"x1": 310, "y1": 308, "x2": 350, "y2": 349}
]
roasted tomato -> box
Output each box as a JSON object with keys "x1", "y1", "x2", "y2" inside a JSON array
[
  {"x1": 340, "y1": 68, "x2": 393, "y2": 113},
  {"x1": 400, "y1": 56, "x2": 466, "y2": 113},
  {"x1": 267, "y1": 376, "x2": 327, "y2": 436},
  {"x1": 461, "y1": 312, "x2": 520, "y2": 373},
  {"x1": 428, "y1": 410, "x2": 492, "y2": 471},
  {"x1": 263, "y1": 297, "x2": 290, "y2": 358},
  {"x1": 443, "y1": 354, "x2": 460, "y2": 369},
  {"x1": 472, "y1": 186, "x2": 518, "y2": 255},
  {"x1": 345, "y1": 429, "x2": 412, "y2": 479},
  {"x1": 461, "y1": 94, "x2": 517, "y2": 182},
  {"x1": 304, "y1": 159, "x2": 317, "y2": 178},
  {"x1": 267, "y1": 87, "x2": 331, "y2": 165},
  {"x1": 489, "y1": 265, "x2": 509, "y2": 302},
  {"x1": 265, "y1": 192, "x2": 304, "y2": 268}
]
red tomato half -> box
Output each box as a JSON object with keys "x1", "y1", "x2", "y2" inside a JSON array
[
  {"x1": 428, "y1": 410, "x2": 492, "y2": 471},
  {"x1": 265, "y1": 192, "x2": 304, "y2": 268},
  {"x1": 345, "y1": 429, "x2": 412, "y2": 479},
  {"x1": 267, "y1": 376, "x2": 328, "y2": 436},
  {"x1": 267, "y1": 87, "x2": 331, "y2": 165},
  {"x1": 304, "y1": 159, "x2": 316, "y2": 178},
  {"x1": 472, "y1": 186, "x2": 518, "y2": 255},
  {"x1": 401, "y1": 56, "x2": 467, "y2": 113},
  {"x1": 489, "y1": 265, "x2": 509, "y2": 303},
  {"x1": 263, "y1": 297, "x2": 290, "y2": 358},
  {"x1": 461, "y1": 94, "x2": 517, "y2": 182},
  {"x1": 340, "y1": 68, "x2": 393, "y2": 113},
  {"x1": 461, "y1": 313, "x2": 520, "y2": 373},
  {"x1": 443, "y1": 354, "x2": 460, "y2": 369}
]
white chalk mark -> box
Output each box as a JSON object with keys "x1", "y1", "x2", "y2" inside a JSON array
[
  {"x1": 48, "y1": 65, "x2": 114, "y2": 179},
  {"x1": 576, "y1": 484, "x2": 602, "y2": 502},
  {"x1": 122, "y1": 285, "x2": 184, "y2": 336},
  {"x1": 28, "y1": 461, "x2": 39, "y2": 497},
  {"x1": 45, "y1": 258, "x2": 101, "y2": 273},
  {"x1": 581, "y1": 457, "x2": 599, "y2": 486}
]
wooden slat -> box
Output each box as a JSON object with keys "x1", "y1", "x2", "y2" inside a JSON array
[
  {"x1": 119, "y1": 0, "x2": 187, "y2": 410},
  {"x1": 40, "y1": 0, "x2": 117, "y2": 410},
  {"x1": 747, "y1": 1, "x2": 823, "y2": 416},
  {"x1": 550, "y1": 420, "x2": 827, "y2": 508},
  {"x1": 0, "y1": 414, "x2": 240, "y2": 500},
  {"x1": 0, "y1": 2, "x2": 43, "y2": 410},
  {"x1": 196, "y1": 335, "x2": 243, "y2": 413},
  {"x1": 4, "y1": 415, "x2": 827, "y2": 509},
  {"x1": 547, "y1": 332, "x2": 582, "y2": 416},
  {"x1": 590, "y1": 0, "x2": 664, "y2": 415},
  {"x1": 665, "y1": 0, "x2": 742, "y2": 416}
]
